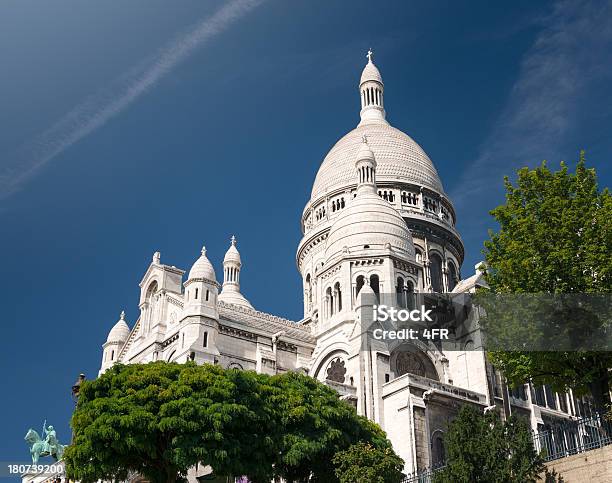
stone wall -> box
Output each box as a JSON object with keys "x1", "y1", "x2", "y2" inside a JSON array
[{"x1": 542, "y1": 445, "x2": 612, "y2": 482}]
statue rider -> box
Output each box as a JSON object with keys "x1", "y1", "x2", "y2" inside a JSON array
[{"x1": 43, "y1": 425, "x2": 57, "y2": 455}]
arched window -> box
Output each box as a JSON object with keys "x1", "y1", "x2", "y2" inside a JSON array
[
  {"x1": 195, "y1": 288, "x2": 199, "y2": 299},
  {"x1": 370, "y1": 274, "x2": 380, "y2": 301},
  {"x1": 144, "y1": 280, "x2": 159, "y2": 334},
  {"x1": 355, "y1": 275, "x2": 365, "y2": 299},
  {"x1": 415, "y1": 249, "x2": 423, "y2": 264},
  {"x1": 447, "y1": 262, "x2": 458, "y2": 292},
  {"x1": 396, "y1": 277, "x2": 406, "y2": 308},
  {"x1": 432, "y1": 433, "x2": 446, "y2": 466},
  {"x1": 429, "y1": 254, "x2": 443, "y2": 293},
  {"x1": 111, "y1": 350, "x2": 114, "y2": 361},
  {"x1": 334, "y1": 281, "x2": 342, "y2": 312},
  {"x1": 326, "y1": 287, "x2": 334, "y2": 317},
  {"x1": 203, "y1": 332, "x2": 208, "y2": 348},
  {"x1": 305, "y1": 274, "x2": 312, "y2": 310},
  {"x1": 206, "y1": 289, "x2": 210, "y2": 301},
  {"x1": 326, "y1": 357, "x2": 347, "y2": 383},
  {"x1": 395, "y1": 352, "x2": 425, "y2": 377},
  {"x1": 406, "y1": 280, "x2": 415, "y2": 309}
]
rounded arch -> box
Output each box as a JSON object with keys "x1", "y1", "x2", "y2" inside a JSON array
[
  {"x1": 333, "y1": 280, "x2": 342, "y2": 312},
  {"x1": 369, "y1": 274, "x2": 380, "y2": 299},
  {"x1": 431, "y1": 429, "x2": 446, "y2": 466},
  {"x1": 305, "y1": 273, "x2": 312, "y2": 311},
  {"x1": 167, "y1": 350, "x2": 176, "y2": 362},
  {"x1": 354, "y1": 274, "x2": 365, "y2": 301},
  {"x1": 145, "y1": 280, "x2": 159, "y2": 300},
  {"x1": 228, "y1": 361, "x2": 244, "y2": 370},
  {"x1": 390, "y1": 345, "x2": 440, "y2": 381},
  {"x1": 447, "y1": 260, "x2": 458, "y2": 292},
  {"x1": 429, "y1": 253, "x2": 444, "y2": 293},
  {"x1": 312, "y1": 347, "x2": 349, "y2": 382}
]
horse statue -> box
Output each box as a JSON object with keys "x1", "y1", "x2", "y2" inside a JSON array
[{"x1": 24, "y1": 424, "x2": 65, "y2": 464}]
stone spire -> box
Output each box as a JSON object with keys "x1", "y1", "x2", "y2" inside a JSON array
[
  {"x1": 219, "y1": 236, "x2": 253, "y2": 309},
  {"x1": 359, "y1": 49, "x2": 386, "y2": 124}
]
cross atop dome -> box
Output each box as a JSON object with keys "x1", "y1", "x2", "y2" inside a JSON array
[
  {"x1": 366, "y1": 48, "x2": 373, "y2": 63},
  {"x1": 230, "y1": 235, "x2": 236, "y2": 246},
  {"x1": 201, "y1": 246, "x2": 207, "y2": 256}
]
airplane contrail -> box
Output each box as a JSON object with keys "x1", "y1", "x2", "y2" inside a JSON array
[{"x1": 0, "y1": 0, "x2": 265, "y2": 200}]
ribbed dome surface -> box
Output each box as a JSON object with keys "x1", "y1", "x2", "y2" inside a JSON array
[
  {"x1": 188, "y1": 248, "x2": 216, "y2": 281},
  {"x1": 107, "y1": 312, "x2": 130, "y2": 343},
  {"x1": 325, "y1": 191, "x2": 415, "y2": 262},
  {"x1": 311, "y1": 123, "x2": 444, "y2": 201},
  {"x1": 360, "y1": 61, "x2": 383, "y2": 85},
  {"x1": 223, "y1": 244, "x2": 241, "y2": 264},
  {"x1": 218, "y1": 290, "x2": 254, "y2": 309}
]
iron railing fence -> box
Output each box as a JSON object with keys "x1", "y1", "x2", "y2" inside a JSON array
[
  {"x1": 400, "y1": 464, "x2": 445, "y2": 483},
  {"x1": 532, "y1": 412, "x2": 612, "y2": 461}
]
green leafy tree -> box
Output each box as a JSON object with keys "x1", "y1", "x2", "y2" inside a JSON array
[
  {"x1": 64, "y1": 362, "x2": 278, "y2": 483},
  {"x1": 64, "y1": 363, "x2": 399, "y2": 483},
  {"x1": 269, "y1": 371, "x2": 396, "y2": 482},
  {"x1": 482, "y1": 154, "x2": 612, "y2": 409},
  {"x1": 433, "y1": 405, "x2": 544, "y2": 483},
  {"x1": 333, "y1": 442, "x2": 404, "y2": 483}
]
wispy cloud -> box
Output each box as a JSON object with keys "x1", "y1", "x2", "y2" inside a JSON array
[
  {"x1": 0, "y1": 0, "x2": 264, "y2": 201},
  {"x1": 451, "y1": 0, "x2": 612, "y2": 267}
]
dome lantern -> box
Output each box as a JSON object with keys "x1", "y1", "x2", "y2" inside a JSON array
[
  {"x1": 355, "y1": 135, "x2": 377, "y2": 195},
  {"x1": 359, "y1": 49, "x2": 386, "y2": 124},
  {"x1": 218, "y1": 236, "x2": 254, "y2": 309}
]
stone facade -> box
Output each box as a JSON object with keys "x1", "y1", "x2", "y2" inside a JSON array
[{"x1": 94, "y1": 51, "x2": 596, "y2": 479}]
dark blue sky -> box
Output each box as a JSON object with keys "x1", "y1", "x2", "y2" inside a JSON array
[{"x1": 1, "y1": 0, "x2": 611, "y2": 468}]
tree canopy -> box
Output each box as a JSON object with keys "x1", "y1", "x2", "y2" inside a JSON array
[
  {"x1": 433, "y1": 405, "x2": 544, "y2": 483},
  {"x1": 64, "y1": 362, "x2": 399, "y2": 483},
  {"x1": 268, "y1": 371, "x2": 395, "y2": 482},
  {"x1": 333, "y1": 441, "x2": 404, "y2": 483},
  {"x1": 482, "y1": 154, "x2": 612, "y2": 409}
]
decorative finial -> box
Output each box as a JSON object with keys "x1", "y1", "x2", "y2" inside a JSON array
[
  {"x1": 230, "y1": 235, "x2": 236, "y2": 246},
  {"x1": 366, "y1": 48, "x2": 373, "y2": 63},
  {"x1": 201, "y1": 246, "x2": 207, "y2": 256},
  {"x1": 362, "y1": 134, "x2": 368, "y2": 144},
  {"x1": 120, "y1": 310, "x2": 125, "y2": 320}
]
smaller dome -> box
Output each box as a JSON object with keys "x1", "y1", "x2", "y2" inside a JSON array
[
  {"x1": 325, "y1": 191, "x2": 415, "y2": 262},
  {"x1": 360, "y1": 54, "x2": 383, "y2": 85},
  {"x1": 107, "y1": 311, "x2": 130, "y2": 343},
  {"x1": 218, "y1": 291, "x2": 254, "y2": 309},
  {"x1": 188, "y1": 246, "x2": 216, "y2": 281},
  {"x1": 223, "y1": 236, "x2": 241, "y2": 264}
]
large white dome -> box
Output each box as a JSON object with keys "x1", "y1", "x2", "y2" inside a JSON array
[{"x1": 310, "y1": 122, "x2": 444, "y2": 201}]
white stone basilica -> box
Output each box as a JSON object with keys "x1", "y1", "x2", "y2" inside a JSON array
[{"x1": 96, "y1": 51, "x2": 590, "y2": 478}]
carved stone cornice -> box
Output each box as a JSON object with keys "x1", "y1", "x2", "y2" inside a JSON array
[
  {"x1": 162, "y1": 333, "x2": 179, "y2": 348},
  {"x1": 219, "y1": 324, "x2": 258, "y2": 341}
]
